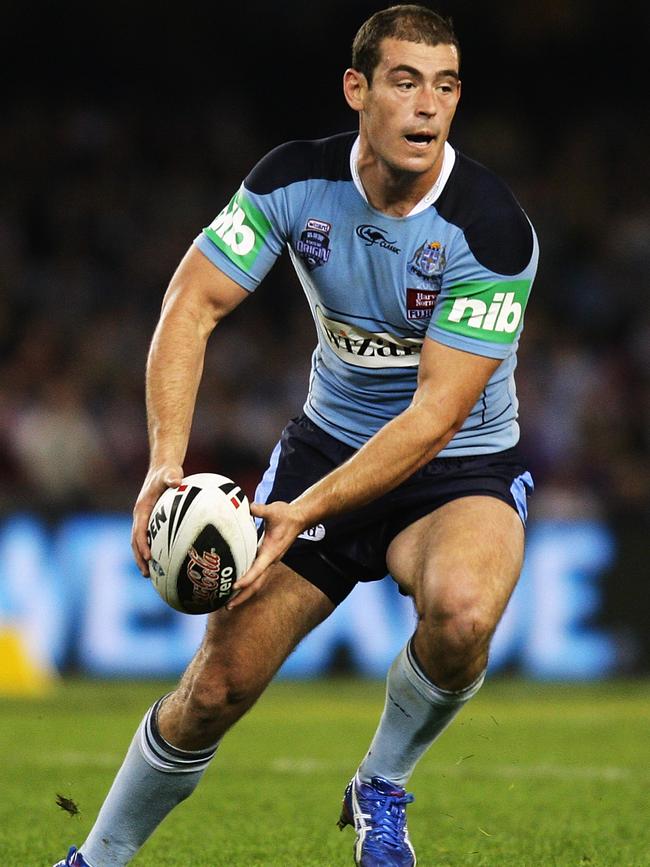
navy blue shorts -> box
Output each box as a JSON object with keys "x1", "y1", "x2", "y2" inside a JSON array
[{"x1": 255, "y1": 414, "x2": 534, "y2": 607}]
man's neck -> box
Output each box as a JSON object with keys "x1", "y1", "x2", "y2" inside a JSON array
[{"x1": 352, "y1": 140, "x2": 450, "y2": 218}]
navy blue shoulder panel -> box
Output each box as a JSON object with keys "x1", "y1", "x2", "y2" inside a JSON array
[
  {"x1": 435, "y1": 152, "x2": 534, "y2": 276},
  {"x1": 245, "y1": 131, "x2": 356, "y2": 194}
]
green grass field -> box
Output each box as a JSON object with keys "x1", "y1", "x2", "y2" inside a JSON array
[{"x1": 1, "y1": 677, "x2": 649, "y2": 866}]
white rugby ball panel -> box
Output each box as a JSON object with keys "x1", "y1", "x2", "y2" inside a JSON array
[{"x1": 147, "y1": 473, "x2": 257, "y2": 614}]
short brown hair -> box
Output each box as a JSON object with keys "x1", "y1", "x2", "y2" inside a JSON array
[{"x1": 352, "y1": 4, "x2": 460, "y2": 85}]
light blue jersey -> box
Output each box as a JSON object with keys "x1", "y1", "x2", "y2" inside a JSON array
[{"x1": 194, "y1": 132, "x2": 538, "y2": 455}]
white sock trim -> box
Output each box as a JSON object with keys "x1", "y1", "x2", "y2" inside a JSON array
[
  {"x1": 404, "y1": 641, "x2": 486, "y2": 705},
  {"x1": 137, "y1": 697, "x2": 219, "y2": 774}
]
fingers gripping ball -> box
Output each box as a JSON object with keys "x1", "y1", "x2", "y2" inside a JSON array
[{"x1": 147, "y1": 473, "x2": 258, "y2": 614}]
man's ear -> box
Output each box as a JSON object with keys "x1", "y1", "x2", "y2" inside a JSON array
[{"x1": 343, "y1": 67, "x2": 368, "y2": 112}]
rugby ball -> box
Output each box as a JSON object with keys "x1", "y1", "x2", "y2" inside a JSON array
[{"x1": 147, "y1": 473, "x2": 258, "y2": 614}]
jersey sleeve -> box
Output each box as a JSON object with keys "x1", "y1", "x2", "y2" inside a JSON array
[
  {"x1": 427, "y1": 174, "x2": 539, "y2": 360},
  {"x1": 193, "y1": 147, "x2": 295, "y2": 292}
]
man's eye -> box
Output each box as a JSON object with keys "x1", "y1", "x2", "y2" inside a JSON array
[{"x1": 397, "y1": 81, "x2": 415, "y2": 90}]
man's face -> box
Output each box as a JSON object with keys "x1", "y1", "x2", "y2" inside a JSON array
[{"x1": 348, "y1": 38, "x2": 461, "y2": 177}]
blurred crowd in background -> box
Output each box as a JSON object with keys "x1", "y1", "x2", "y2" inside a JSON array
[{"x1": 1, "y1": 2, "x2": 649, "y2": 646}]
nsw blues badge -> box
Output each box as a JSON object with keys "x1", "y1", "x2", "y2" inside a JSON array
[{"x1": 407, "y1": 240, "x2": 446, "y2": 289}]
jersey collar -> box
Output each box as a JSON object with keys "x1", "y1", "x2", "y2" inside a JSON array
[{"x1": 349, "y1": 137, "x2": 456, "y2": 216}]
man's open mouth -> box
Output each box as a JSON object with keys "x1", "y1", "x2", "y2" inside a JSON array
[{"x1": 404, "y1": 133, "x2": 435, "y2": 145}]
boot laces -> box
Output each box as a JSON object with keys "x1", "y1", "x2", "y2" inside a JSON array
[{"x1": 366, "y1": 790, "x2": 414, "y2": 850}]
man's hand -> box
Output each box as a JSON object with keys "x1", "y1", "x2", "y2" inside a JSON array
[
  {"x1": 131, "y1": 463, "x2": 184, "y2": 576},
  {"x1": 227, "y1": 500, "x2": 307, "y2": 609}
]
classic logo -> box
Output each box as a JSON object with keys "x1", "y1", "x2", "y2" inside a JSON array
[
  {"x1": 203, "y1": 188, "x2": 271, "y2": 271},
  {"x1": 356, "y1": 224, "x2": 401, "y2": 254},
  {"x1": 435, "y1": 280, "x2": 531, "y2": 343},
  {"x1": 316, "y1": 307, "x2": 422, "y2": 368},
  {"x1": 296, "y1": 218, "x2": 332, "y2": 270},
  {"x1": 406, "y1": 287, "x2": 441, "y2": 320},
  {"x1": 407, "y1": 240, "x2": 446, "y2": 288}
]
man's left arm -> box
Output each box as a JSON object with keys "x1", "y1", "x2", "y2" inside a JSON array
[{"x1": 229, "y1": 338, "x2": 500, "y2": 607}]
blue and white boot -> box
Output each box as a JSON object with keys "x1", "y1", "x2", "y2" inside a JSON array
[
  {"x1": 53, "y1": 846, "x2": 92, "y2": 866},
  {"x1": 338, "y1": 773, "x2": 416, "y2": 866}
]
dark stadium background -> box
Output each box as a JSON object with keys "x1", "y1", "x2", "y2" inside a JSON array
[{"x1": 2, "y1": 1, "x2": 649, "y2": 672}]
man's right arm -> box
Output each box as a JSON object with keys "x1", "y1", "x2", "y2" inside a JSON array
[{"x1": 131, "y1": 245, "x2": 250, "y2": 575}]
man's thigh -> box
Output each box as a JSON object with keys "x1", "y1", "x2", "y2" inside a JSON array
[
  {"x1": 386, "y1": 495, "x2": 525, "y2": 628},
  {"x1": 201, "y1": 563, "x2": 335, "y2": 684},
  {"x1": 160, "y1": 564, "x2": 335, "y2": 745}
]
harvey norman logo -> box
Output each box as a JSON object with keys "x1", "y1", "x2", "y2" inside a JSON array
[
  {"x1": 316, "y1": 307, "x2": 422, "y2": 368},
  {"x1": 437, "y1": 281, "x2": 530, "y2": 344}
]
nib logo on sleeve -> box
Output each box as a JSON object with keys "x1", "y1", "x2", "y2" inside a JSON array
[
  {"x1": 436, "y1": 279, "x2": 531, "y2": 343},
  {"x1": 203, "y1": 188, "x2": 271, "y2": 272},
  {"x1": 211, "y1": 200, "x2": 256, "y2": 256},
  {"x1": 449, "y1": 291, "x2": 521, "y2": 332}
]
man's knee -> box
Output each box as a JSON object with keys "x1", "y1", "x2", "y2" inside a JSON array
[
  {"x1": 160, "y1": 653, "x2": 266, "y2": 749},
  {"x1": 159, "y1": 567, "x2": 334, "y2": 746},
  {"x1": 415, "y1": 583, "x2": 497, "y2": 661},
  {"x1": 182, "y1": 661, "x2": 260, "y2": 723}
]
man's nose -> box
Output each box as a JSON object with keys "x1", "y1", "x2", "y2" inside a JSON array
[{"x1": 416, "y1": 87, "x2": 437, "y2": 117}]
